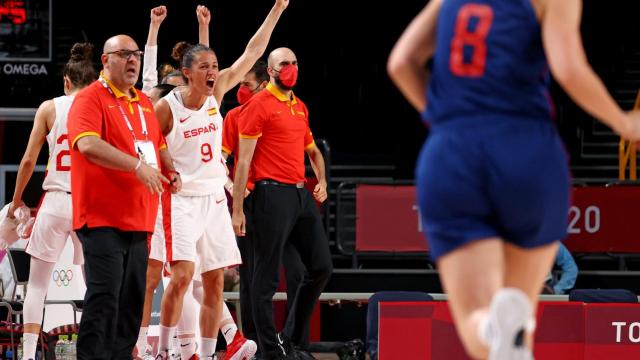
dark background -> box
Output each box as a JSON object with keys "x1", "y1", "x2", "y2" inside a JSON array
[{"x1": 1, "y1": 0, "x2": 640, "y2": 180}]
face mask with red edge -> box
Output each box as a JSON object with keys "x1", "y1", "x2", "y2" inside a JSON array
[
  {"x1": 276, "y1": 64, "x2": 298, "y2": 88},
  {"x1": 236, "y1": 85, "x2": 254, "y2": 105}
]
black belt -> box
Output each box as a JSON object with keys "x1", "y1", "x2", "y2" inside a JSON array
[{"x1": 255, "y1": 180, "x2": 304, "y2": 189}]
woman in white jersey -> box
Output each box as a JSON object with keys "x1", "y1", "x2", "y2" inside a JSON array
[
  {"x1": 134, "y1": 6, "x2": 256, "y2": 360},
  {"x1": 153, "y1": 0, "x2": 289, "y2": 358},
  {"x1": 9, "y1": 43, "x2": 96, "y2": 360}
]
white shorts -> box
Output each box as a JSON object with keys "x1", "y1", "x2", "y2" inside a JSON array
[
  {"x1": 26, "y1": 191, "x2": 83, "y2": 265},
  {"x1": 165, "y1": 191, "x2": 241, "y2": 274},
  {"x1": 149, "y1": 192, "x2": 169, "y2": 262}
]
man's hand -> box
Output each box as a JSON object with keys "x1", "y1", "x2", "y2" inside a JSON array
[
  {"x1": 150, "y1": 6, "x2": 167, "y2": 26},
  {"x1": 313, "y1": 181, "x2": 327, "y2": 203},
  {"x1": 135, "y1": 163, "x2": 170, "y2": 194},
  {"x1": 8, "y1": 200, "x2": 25, "y2": 219},
  {"x1": 196, "y1": 5, "x2": 211, "y2": 26},
  {"x1": 232, "y1": 210, "x2": 246, "y2": 236}
]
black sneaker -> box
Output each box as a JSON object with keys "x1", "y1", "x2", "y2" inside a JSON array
[
  {"x1": 293, "y1": 349, "x2": 316, "y2": 360},
  {"x1": 275, "y1": 333, "x2": 299, "y2": 360}
]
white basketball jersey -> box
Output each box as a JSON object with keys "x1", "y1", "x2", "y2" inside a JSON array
[
  {"x1": 42, "y1": 95, "x2": 73, "y2": 192},
  {"x1": 163, "y1": 91, "x2": 226, "y2": 196}
]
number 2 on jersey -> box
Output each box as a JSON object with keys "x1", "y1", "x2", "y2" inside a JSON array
[
  {"x1": 449, "y1": 4, "x2": 494, "y2": 77},
  {"x1": 56, "y1": 134, "x2": 70, "y2": 171}
]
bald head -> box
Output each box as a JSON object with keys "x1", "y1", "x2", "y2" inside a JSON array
[
  {"x1": 268, "y1": 47, "x2": 296, "y2": 68},
  {"x1": 103, "y1": 35, "x2": 138, "y2": 54},
  {"x1": 101, "y1": 34, "x2": 141, "y2": 93}
]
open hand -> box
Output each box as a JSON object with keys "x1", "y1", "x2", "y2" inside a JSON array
[{"x1": 136, "y1": 163, "x2": 170, "y2": 195}]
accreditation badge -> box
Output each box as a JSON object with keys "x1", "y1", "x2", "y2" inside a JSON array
[{"x1": 134, "y1": 140, "x2": 159, "y2": 170}]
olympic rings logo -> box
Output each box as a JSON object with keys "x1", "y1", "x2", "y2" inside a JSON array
[{"x1": 52, "y1": 269, "x2": 73, "y2": 287}]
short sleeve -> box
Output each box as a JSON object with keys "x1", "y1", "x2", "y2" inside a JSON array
[
  {"x1": 238, "y1": 100, "x2": 267, "y2": 139},
  {"x1": 304, "y1": 124, "x2": 315, "y2": 149},
  {"x1": 68, "y1": 87, "x2": 103, "y2": 149},
  {"x1": 302, "y1": 103, "x2": 315, "y2": 148},
  {"x1": 222, "y1": 108, "x2": 239, "y2": 155}
]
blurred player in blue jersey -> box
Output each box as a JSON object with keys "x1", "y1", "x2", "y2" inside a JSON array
[{"x1": 388, "y1": 0, "x2": 640, "y2": 359}]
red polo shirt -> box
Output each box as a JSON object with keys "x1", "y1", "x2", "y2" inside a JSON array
[
  {"x1": 222, "y1": 106, "x2": 241, "y2": 157},
  {"x1": 68, "y1": 76, "x2": 165, "y2": 232},
  {"x1": 238, "y1": 83, "x2": 315, "y2": 185},
  {"x1": 223, "y1": 105, "x2": 258, "y2": 189}
]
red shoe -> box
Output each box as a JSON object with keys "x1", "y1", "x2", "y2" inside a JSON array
[
  {"x1": 188, "y1": 355, "x2": 200, "y2": 360},
  {"x1": 223, "y1": 332, "x2": 257, "y2": 360}
]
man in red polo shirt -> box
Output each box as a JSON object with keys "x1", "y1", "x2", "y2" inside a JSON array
[
  {"x1": 222, "y1": 60, "x2": 308, "y2": 350},
  {"x1": 68, "y1": 34, "x2": 179, "y2": 359},
  {"x1": 231, "y1": 47, "x2": 333, "y2": 360}
]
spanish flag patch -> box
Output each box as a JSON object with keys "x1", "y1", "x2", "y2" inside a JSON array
[{"x1": 207, "y1": 107, "x2": 218, "y2": 116}]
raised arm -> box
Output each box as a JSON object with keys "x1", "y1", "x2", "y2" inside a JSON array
[
  {"x1": 213, "y1": 0, "x2": 288, "y2": 101},
  {"x1": 143, "y1": 6, "x2": 167, "y2": 94},
  {"x1": 541, "y1": 0, "x2": 640, "y2": 139},
  {"x1": 9, "y1": 100, "x2": 53, "y2": 216},
  {"x1": 197, "y1": 5, "x2": 211, "y2": 47},
  {"x1": 387, "y1": 0, "x2": 442, "y2": 113}
]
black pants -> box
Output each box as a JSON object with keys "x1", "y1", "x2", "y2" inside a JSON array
[
  {"x1": 249, "y1": 184, "x2": 333, "y2": 359},
  {"x1": 238, "y1": 193, "x2": 307, "y2": 344},
  {"x1": 76, "y1": 227, "x2": 148, "y2": 360}
]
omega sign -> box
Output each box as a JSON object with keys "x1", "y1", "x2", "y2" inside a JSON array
[{"x1": 2, "y1": 63, "x2": 48, "y2": 75}]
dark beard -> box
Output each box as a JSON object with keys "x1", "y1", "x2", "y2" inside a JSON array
[{"x1": 274, "y1": 76, "x2": 294, "y2": 91}]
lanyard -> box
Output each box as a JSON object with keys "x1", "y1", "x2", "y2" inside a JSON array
[{"x1": 98, "y1": 76, "x2": 148, "y2": 141}]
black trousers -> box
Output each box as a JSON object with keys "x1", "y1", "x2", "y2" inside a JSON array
[
  {"x1": 248, "y1": 184, "x2": 333, "y2": 359},
  {"x1": 76, "y1": 227, "x2": 148, "y2": 360},
  {"x1": 238, "y1": 192, "x2": 307, "y2": 344}
]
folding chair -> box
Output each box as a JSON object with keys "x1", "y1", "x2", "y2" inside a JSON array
[
  {"x1": 366, "y1": 291, "x2": 433, "y2": 360},
  {"x1": 5, "y1": 248, "x2": 84, "y2": 359},
  {"x1": 0, "y1": 248, "x2": 31, "y2": 355}
]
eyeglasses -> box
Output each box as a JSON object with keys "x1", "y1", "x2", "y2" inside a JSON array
[{"x1": 106, "y1": 49, "x2": 144, "y2": 60}]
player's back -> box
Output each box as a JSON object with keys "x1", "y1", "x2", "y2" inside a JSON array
[
  {"x1": 425, "y1": 0, "x2": 551, "y2": 127},
  {"x1": 43, "y1": 95, "x2": 73, "y2": 192}
]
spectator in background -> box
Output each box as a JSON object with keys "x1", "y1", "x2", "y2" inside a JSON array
[
  {"x1": 68, "y1": 34, "x2": 176, "y2": 359},
  {"x1": 545, "y1": 243, "x2": 578, "y2": 295}
]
